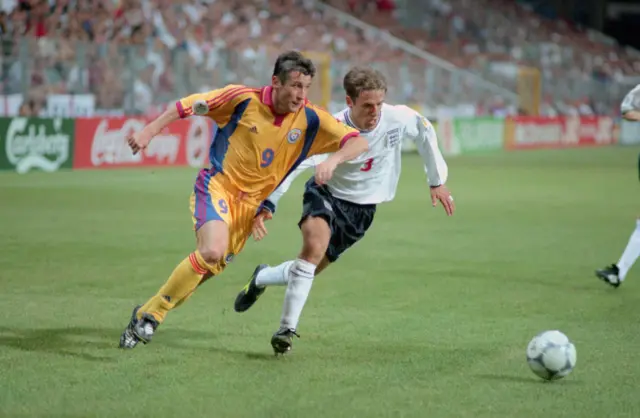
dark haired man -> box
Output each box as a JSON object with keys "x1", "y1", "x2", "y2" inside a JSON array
[{"x1": 119, "y1": 51, "x2": 369, "y2": 349}]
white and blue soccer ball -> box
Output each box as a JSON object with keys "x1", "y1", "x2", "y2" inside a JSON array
[{"x1": 526, "y1": 330, "x2": 577, "y2": 381}]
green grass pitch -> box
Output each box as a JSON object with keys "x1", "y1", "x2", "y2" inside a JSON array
[{"x1": 1, "y1": 146, "x2": 640, "y2": 418}]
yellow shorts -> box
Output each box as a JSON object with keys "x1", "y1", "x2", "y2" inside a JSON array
[{"x1": 189, "y1": 168, "x2": 258, "y2": 275}]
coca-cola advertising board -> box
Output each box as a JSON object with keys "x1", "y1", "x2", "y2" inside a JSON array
[
  {"x1": 73, "y1": 117, "x2": 213, "y2": 169},
  {"x1": 504, "y1": 116, "x2": 615, "y2": 150}
]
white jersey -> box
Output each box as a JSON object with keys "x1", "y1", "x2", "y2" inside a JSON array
[
  {"x1": 621, "y1": 84, "x2": 640, "y2": 114},
  {"x1": 265, "y1": 103, "x2": 448, "y2": 208}
]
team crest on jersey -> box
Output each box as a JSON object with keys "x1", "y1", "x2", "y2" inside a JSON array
[
  {"x1": 385, "y1": 128, "x2": 401, "y2": 148},
  {"x1": 193, "y1": 99, "x2": 209, "y2": 115},
  {"x1": 287, "y1": 128, "x2": 302, "y2": 144},
  {"x1": 421, "y1": 116, "x2": 433, "y2": 132},
  {"x1": 225, "y1": 253, "x2": 234, "y2": 263}
]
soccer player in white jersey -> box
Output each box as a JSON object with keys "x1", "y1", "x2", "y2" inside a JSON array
[
  {"x1": 233, "y1": 67, "x2": 455, "y2": 354},
  {"x1": 596, "y1": 84, "x2": 640, "y2": 287}
]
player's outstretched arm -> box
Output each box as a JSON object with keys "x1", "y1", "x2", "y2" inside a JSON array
[
  {"x1": 314, "y1": 136, "x2": 368, "y2": 184},
  {"x1": 253, "y1": 155, "x2": 327, "y2": 242},
  {"x1": 127, "y1": 106, "x2": 180, "y2": 155},
  {"x1": 307, "y1": 106, "x2": 368, "y2": 184},
  {"x1": 400, "y1": 105, "x2": 454, "y2": 216},
  {"x1": 400, "y1": 106, "x2": 448, "y2": 186},
  {"x1": 128, "y1": 85, "x2": 253, "y2": 155},
  {"x1": 263, "y1": 154, "x2": 327, "y2": 213},
  {"x1": 623, "y1": 110, "x2": 640, "y2": 121},
  {"x1": 329, "y1": 135, "x2": 369, "y2": 164}
]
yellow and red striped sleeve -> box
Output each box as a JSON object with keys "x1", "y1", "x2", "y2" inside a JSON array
[
  {"x1": 175, "y1": 85, "x2": 259, "y2": 124},
  {"x1": 307, "y1": 105, "x2": 360, "y2": 156}
]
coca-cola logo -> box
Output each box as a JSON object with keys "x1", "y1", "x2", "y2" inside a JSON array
[
  {"x1": 90, "y1": 119, "x2": 179, "y2": 166},
  {"x1": 186, "y1": 118, "x2": 211, "y2": 168},
  {"x1": 144, "y1": 134, "x2": 180, "y2": 163}
]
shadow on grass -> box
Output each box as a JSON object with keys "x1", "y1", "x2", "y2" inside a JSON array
[
  {"x1": 0, "y1": 326, "x2": 275, "y2": 362},
  {"x1": 475, "y1": 373, "x2": 581, "y2": 385}
]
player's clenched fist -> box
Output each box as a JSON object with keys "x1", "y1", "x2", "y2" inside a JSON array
[
  {"x1": 252, "y1": 209, "x2": 273, "y2": 241},
  {"x1": 314, "y1": 158, "x2": 338, "y2": 185},
  {"x1": 127, "y1": 131, "x2": 152, "y2": 155}
]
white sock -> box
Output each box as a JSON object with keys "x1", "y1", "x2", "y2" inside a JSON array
[
  {"x1": 617, "y1": 219, "x2": 640, "y2": 281},
  {"x1": 280, "y1": 259, "x2": 316, "y2": 331},
  {"x1": 255, "y1": 261, "x2": 294, "y2": 287}
]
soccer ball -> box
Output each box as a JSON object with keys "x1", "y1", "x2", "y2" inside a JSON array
[{"x1": 526, "y1": 330, "x2": 577, "y2": 381}]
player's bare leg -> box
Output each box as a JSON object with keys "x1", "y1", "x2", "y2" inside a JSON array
[
  {"x1": 315, "y1": 256, "x2": 331, "y2": 275},
  {"x1": 596, "y1": 218, "x2": 640, "y2": 288},
  {"x1": 119, "y1": 220, "x2": 228, "y2": 349},
  {"x1": 271, "y1": 216, "x2": 330, "y2": 355}
]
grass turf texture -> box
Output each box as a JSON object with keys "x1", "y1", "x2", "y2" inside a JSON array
[{"x1": 1, "y1": 146, "x2": 639, "y2": 418}]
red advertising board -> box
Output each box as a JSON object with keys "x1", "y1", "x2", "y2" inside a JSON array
[
  {"x1": 505, "y1": 116, "x2": 615, "y2": 150},
  {"x1": 73, "y1": 117, "x2": 213, "y2": 169}
]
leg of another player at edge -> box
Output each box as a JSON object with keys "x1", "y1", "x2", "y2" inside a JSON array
[
  {"x1": 278, "y1": 216, "x2": 331, "y2": 331},
  {"x1": 120, "y1": 220, "x2": 228, "y2": 348},
  {"x1": 617, "y1": 218, "x2": 640, "y2": 280},
  {"x1": 597, "y1": 218, "x2": 640, "y2": 287}
]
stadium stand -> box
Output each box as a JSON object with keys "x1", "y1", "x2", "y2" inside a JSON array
[
  {"x1": 1, "y1": 0, "x2": 638, "y2": 117},
  {"x1": 324, "y1": 0, "x2": 640, "y2": 116}
]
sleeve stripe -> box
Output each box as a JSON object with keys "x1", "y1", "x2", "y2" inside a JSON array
[
  {"x1": 180, "y1": 88, "x2": 259, "y2": 116},
  {"x1": 176, "y1": 100, "x2": 186, "y2": 118},
  {"x1": 339, "y1": 132, "x2": 359, "y2": 148},
  {"x1": 209, "y1": 88, "x2": 259, "y2": 111},
  {"x1": 181, "y1": 87, "x2": 246, "y2": 116}
]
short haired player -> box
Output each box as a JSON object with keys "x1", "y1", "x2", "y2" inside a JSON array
[
  {"x1": 233, "y1": 66, "x2": 454, "y2": 354},
  {"x1": 595, "y1": 84, "x2": 640, "y2": 287},
  {"x1": 119, "y1": 51, "x2": 369, "y2": 349}
]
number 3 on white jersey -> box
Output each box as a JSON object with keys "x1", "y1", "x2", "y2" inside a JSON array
[{"x1": 360, "y1": 158, "x2": 374, "y2": 172}]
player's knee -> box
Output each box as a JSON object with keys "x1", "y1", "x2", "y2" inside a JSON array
[
  {"x1": 196, "y1": 221, "x2": 228, "y2": 266},
  {"x1": 300, "y1": 217, "x2": 330, "y2": 264},
  {"x1": 198, "y1": 245, "x2": 225, "y2": 266},
  {"x1": 300, "y1": 240, "x2": 326, "y2": 264}
]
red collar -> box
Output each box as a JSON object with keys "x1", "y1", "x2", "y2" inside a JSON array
[
  {"x1": 260, "y1": 85, "x2": 274, "y2": 108},
  {"x1": 261, "y1": 86, "x2": 285, "y2": 126},
  {"x1": 260, "y1": 86, "x2": 310, "y2": 127},
  {"x1": 260, "y1": 85, "x2": 310, "y2": 112}
]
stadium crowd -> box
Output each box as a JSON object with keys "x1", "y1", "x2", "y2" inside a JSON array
[{"x1": 2, "y1": 0, "x2": 637, "y2": 117}]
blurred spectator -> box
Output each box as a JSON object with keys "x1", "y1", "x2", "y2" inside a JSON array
[
  {"x1": 0, "y1": 11, "x2": 7, "y2": 34},
  {"x1": 1, "y1": 0, "x2": 635, "y2": 117},
  {"x1": 17, "y1": 97, "x2": 42, "y2": 116},
  {"x1": 324, "y1": 0, "x2": 640, "y2": 115}
]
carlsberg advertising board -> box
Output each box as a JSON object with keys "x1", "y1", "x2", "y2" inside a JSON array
[
  {"x1": 0, "y1": 117, "x2": 75, "y2": 173},
  {"x1": 453, "y1": 117, "x2": 504, "y2": 153}
]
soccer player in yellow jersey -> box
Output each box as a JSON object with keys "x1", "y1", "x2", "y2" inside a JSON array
[{"x1": 119, "y1": 51, "x2": 368, "y2": 349}]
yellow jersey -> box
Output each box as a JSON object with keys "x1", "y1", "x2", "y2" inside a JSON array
[{"x1": 177, "y1": 85, "x2": 359, "y2": 205}]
